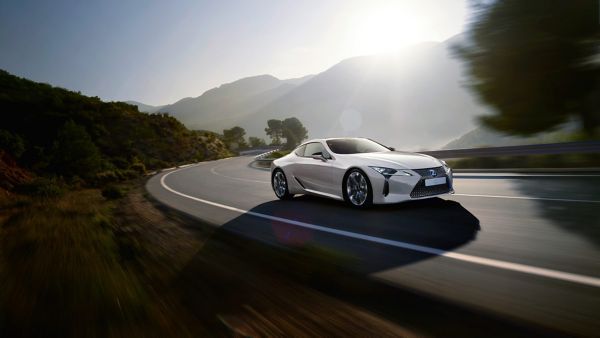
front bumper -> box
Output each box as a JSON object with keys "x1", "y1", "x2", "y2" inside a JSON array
[{"x1": 370, "y1": 166, "x2": 454, "y2": 204}]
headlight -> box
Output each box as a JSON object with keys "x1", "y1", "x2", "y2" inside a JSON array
[
  {"x1": 369, "y1": 166, "x2": 412, "y2": 177},
  {"x1": 440, "y1": 160, "x2": 451, "y2": 172}
]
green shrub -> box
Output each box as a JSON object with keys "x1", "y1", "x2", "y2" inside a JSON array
[
  {"x1": 95, "y1": 170, "x2": 119, "y2": 185},
  {"x1": 147, "y1": 159, "x2": 169, "y2": 170},
  {"x1": 101, "y1": 184, "x2": 125, "y2": 199},
  {"x1": 111, "y1": 157, "x2": 129, "y2": 169},
  {"x1": 95, "y1": 169, "x2": 140, "y2": 185},
  {"x1": 129, "y1": 161, "x2": 146, "y2": 175},
  {"x1": 50, "y1": 121, "x2": 103, "y2": 179},
  {"x1": 69, "y1": 175, "x2": 86, "y2": 189},
  {"x1": 116, "y1": 169, "x2": 139, "y2": 180},
  {"x1": 16, "y1": 177, "x2": 65, "y2": 198},
  {"x1": 0, "y1": 129, "x2": 25, "y2": 158}
]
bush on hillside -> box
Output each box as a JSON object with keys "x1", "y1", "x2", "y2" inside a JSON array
[
  {"x1": 129, "y1": 161, "x2": 146, "y2": 175},
  {"x1": 0, "y1": 69, "x2": 232, "y2": 183},
  {"x1": 50, "y1": 121, "x2": 104, "y2": 179},
  {"x1": 16, "y1": 177, "x2": 65, "y2": 198},
  {"x1": 101, "y1": 184, "x2": 126, "y2": 200},
  {"x1": 0, "y1": 129, "x2": 25, "y2": 158}
]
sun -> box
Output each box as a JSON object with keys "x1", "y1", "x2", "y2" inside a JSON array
[{"x1": 344, "y1": 4, "x2": 436, "y2": 56}]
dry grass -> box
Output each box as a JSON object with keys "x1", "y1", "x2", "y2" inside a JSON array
[
  {"x1": 0, "y1": 188, "x2": 201, "y2": 337},
  {"x1": 0, "y1": 183, "x2": 415, "y2": 337}
]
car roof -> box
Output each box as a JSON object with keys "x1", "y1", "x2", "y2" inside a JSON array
[{"x1": 300, "y1": 137, "x2": 368, "y2": 146}]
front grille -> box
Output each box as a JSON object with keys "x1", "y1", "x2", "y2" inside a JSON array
[
  {"x1": 412, "y1": 166, "x2": 445, "y2": 177},
  {"x1": 410, "y1": 177, "x2": 451, "y2": 198},
  {"x1": 410, "y1": 167, "x2": 450, "y2": 198}
]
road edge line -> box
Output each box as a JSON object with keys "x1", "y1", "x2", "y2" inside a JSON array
[{"x1": 158, "y1": 167, "x2": 600, "y2": 288}]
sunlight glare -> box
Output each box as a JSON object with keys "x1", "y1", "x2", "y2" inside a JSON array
[{"x1": 345, "y1": 3, "x2": 438, "y2": 56}]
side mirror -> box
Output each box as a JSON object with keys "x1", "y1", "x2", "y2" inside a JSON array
[
  {"x1": 311, "y1": 153, "x2": 328, "y2": 162},
  {"x1": 388, "y1": 147, "x2": 396, "y2": 151}
]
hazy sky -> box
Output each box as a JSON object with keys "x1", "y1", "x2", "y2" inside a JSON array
[{"x1": 0, "y1": 0, "x2": 468, "y2": 105}]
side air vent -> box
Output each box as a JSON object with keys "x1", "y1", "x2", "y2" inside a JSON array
[{"x1": 294, "y1": 176, "x2": 305, "y2": 189}]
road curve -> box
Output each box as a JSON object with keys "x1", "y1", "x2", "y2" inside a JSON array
[{"x1": 147, "y1": 156, "x2": 600, "y2": 335}]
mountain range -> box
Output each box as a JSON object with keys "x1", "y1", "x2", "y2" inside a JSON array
[{"x1": 130, "y1": 35, "x2": 491, "y2": 150}]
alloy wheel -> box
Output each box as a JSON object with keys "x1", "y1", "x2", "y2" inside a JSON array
[
  {"x1": 346, "y1": 171, "x2": 368, "y2": 206},
  {"x1": 273, "y1": 171, "x2": 287, "y2": 198}
]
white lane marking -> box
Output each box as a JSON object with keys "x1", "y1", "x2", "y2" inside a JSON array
[
  {"x1": 161, "y1": 157, "x2": 232, "y2": 172},
  {"x1": 160, "y1": 169, "x2": 600, "y2": 288},
  {"x1": 454, "y1": 193, "x2": 600, "y2": 204}
]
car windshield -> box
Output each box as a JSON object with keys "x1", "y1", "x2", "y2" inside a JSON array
[{"x1": 326, "y1": 138, "x2": 390, "y2": 154}]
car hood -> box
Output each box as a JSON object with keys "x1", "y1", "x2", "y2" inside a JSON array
[{"x1": 354, "y1": 151, "x2": 442, "y2": 170}]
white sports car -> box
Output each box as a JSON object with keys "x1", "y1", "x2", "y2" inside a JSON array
[{"x1": 271, "y1": 137, "x2": 454, "y2": 208}]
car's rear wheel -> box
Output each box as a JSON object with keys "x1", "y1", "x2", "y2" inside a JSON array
[
  {"x1": 343, "y1": 169, "x2": 372, "y2": 208},
  {"x1": 272, "y1": 169, "x2": 293, "y2": 200}
]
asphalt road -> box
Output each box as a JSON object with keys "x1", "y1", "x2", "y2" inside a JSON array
[{"x1": 146, "y1": 156, "x2": 600, "y2": 336}]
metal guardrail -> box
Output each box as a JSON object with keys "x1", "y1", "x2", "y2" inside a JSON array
[
  {"x1": 254, "y1": 148, "x2": 281, "y2": 160},
  {"x1": 251, "y1": 149, "x2": 281, "y2": 170},
  {"x1": 239, "y1": 146, "x2": 280, "y2": 156},
  {"x1": 420, "y1": 141, "x2": 600, "y2": 159}
]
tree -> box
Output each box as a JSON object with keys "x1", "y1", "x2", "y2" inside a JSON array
[
  {"x1": 51, "y1": 121, "x2": 103, "y2": 178},
  {"x1": 248, "y1": 136, "x2": 267, "y2": 148},
  {"x1": 265, "y1": 119, "x2": 283, "y2": 145},
  {"x1": 222, "y1": 126, "x2": 248, "y2": 150},
  {"x1": 264, "y1": 118, "x2": 308, "y2": 149},
  {"x1": 454, "y1": 0, "x2": 600, "y2": 136},
  {"x1": 281, "y1": 117, "x2": 308, "y2": 149},
  {"x1": 0, "y1": 129, "x2": 25, "y2": 158}
]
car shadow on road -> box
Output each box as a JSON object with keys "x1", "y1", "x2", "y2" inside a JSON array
[
  {"x1": 215, "y1": 195, "x2": 480, "y2": 273},
  {"x1": 512, "y1": 177, "x2": 600, "y2": 249},
  {"x1": 169, "y1": 196, "x2": 551, "y2": 336}
]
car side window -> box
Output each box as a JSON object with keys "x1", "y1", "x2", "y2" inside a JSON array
[
  {"x1": 294, "y1": 144, "x2": 306, "y2": 156},
  {"x1": 304, "y1": 142, "x2": 331, "y2": 159}
]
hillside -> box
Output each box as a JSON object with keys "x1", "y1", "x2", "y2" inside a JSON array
[
  {"x1": 137, "y1": 35, "x2": 488, "y2": 150},
  {"x1": 242, "y1": 39, "x2": 486, "y2": 150},
  {"x1": 151, "y1": 74, "x2": 313, "y2": 133},
  {"x1": 0, "y1": 69, "x2": 230, "y2": 182}
]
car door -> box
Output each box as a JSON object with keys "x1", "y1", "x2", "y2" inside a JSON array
[{"x1": 294, "y1": 142, "x2": 335, "y2": 195}]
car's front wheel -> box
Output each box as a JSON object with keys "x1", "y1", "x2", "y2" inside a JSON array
[
  {"x1": 272, "y1": 169, "x2": 294, "y2": 200},
  {"x1": 343, "y1": 169, "x2": 373, "y2": 208}
]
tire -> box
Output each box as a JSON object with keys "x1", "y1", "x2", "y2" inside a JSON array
[
  {"x1": 343, "y1": 169, "x2": 373, "y2": 208},
  {"x1": 272, "y1": 169, "x2": 294, "y2": 200}
]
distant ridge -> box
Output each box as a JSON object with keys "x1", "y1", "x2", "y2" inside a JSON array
[
  {"x1": 126, "y1": 100, "x2": 164, "y2": 113},
  {"x1": 131, "y1": 34, "x2": 492, "y2": 150}
]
